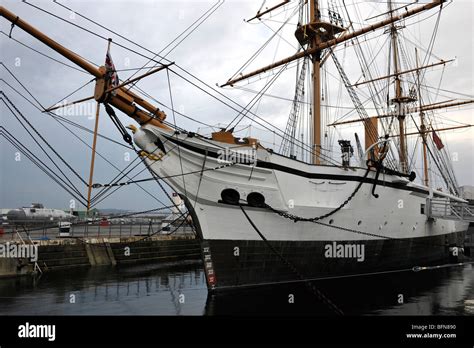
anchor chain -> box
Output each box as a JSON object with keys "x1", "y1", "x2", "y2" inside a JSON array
[{"x1": 265, "y1": 167, "x2": 371, "y2": 223}]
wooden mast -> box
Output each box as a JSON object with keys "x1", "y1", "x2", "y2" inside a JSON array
[
  {"x1": 389, "y1": 0, "x2": 408, "y2": 173},
  {"x1": 87, "y1": 102, "x2": 101, "y2": 214},
  {"x1": 310, "y1": 0, "x2": 322, "y2": 164},
  {"x1": 416, "y1": 48, "x2": 429, "y2": 187},
  {"x1": 86, "y1": 39, "x2": 111, "y2": 214}
]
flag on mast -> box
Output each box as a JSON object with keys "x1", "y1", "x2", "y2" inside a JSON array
[
  {"x1": 105, "y1": 44, "x2": 119, "y2": 95},
  {"x1": 432, "y1": 130, "x2": 444, "y2": 150}
]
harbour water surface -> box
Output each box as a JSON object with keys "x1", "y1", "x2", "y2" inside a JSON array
[{"x1": 0, "y1": 260, "x2": 473, "y2": 316}]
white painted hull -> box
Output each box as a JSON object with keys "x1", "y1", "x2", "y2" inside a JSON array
[
  {"x1": 132, "y1": 125, "x2": 468, "y2": 289},
  {"x1": 133, "y1": 125, "x2": 468, "y2": 242}
]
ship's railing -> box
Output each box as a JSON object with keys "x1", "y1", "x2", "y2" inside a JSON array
[{"x1": 426, "y1": 198, "x2": 474, "y2": 222}]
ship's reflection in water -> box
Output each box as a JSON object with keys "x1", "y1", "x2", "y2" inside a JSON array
[
  {"x1": 206, "y1": 264, "x2": 474, "y2": 316},
  {"x1": 0, "y1": 261, "x2": 472, "y2": 315}
]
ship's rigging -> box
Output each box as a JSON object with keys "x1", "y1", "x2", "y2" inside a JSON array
[
  {"x1": 1, "y1": 0, "x2": 473, "y2": 212},
  {"x1": 1, "y1": 0, "x2": 473, "y2": 301},
  {"x1": 220, "y1": 0, "x2": 471, "y2": 195}
]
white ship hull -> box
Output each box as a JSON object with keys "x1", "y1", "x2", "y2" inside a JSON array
[{"x1": 134, "y1": 125, "x2": 469, "y2": 290}]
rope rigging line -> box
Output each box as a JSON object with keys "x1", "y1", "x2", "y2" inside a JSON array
[
  {"x1": 406, "y1": 76, "x2": 455, "y2": 191},
  {"x1": 30, "y1": 0, "x2": 302, "y2": 143},
  {"x1": 128, "y1": 84, "x2": 215, "y2": 129},
  {"x1": 249, "y1": 19, "x2": 285, "y2": 120},
  {"x1": 233, "y1": 85, "x2": 386, "y2": 110},
  {"x1": 141, "y1": 162, "x2": 194, "y2": 236},
  {"x1": 15, "y1": 0, "x2": 459, "y2": 175},
  {"x1": 324, "y1": 52, "x2": 395, "y2": 167},
  {"x1": 55, "y1": 118, "x2": 168, "y2": 208},
  {"x1": 216, "y1": 259, "x2": 474, "y2": 289},
  {"x1": 123, "y1": 0, "x2": 225, "y2": 92},
  {"x1": 114, "y1": 65, "x2": 167, "y2": 72},
  {"x1": 403, "y1": 109, "x2": 461, "y2": 179},
  {"x1": 0, "y1": 126, "x2": 88, "y2": 207},
  {"x1": 91, "y1": 162, "x2": 236, "y2": 188},
  {"x1": 0, "y1": 28, "x2": 210, "y2": 132},
  {"x1": 86, "y1": 129, "x2": 187, "y2": 210},
  {"x1": 0, "y1": 75, "x2": 170, "y2": 209},
  {"x1": 88, "y1": 147, "x2": 172, "y2": 209},
  {"x1": 0, "y1": 62, "x2": 45, "y2": 110},
  {"x1": 53, "y1": 0, "x2": 224, "y2": 91},
  {"x1": 1, "y1": 71, "x2": 102, "y2": 184},
  {"x1": 419, "y1": 3, "x2": 443, "y2": 82},
  {"x1": 225, "y1": 4, "x2": 314, "y2": 145},
  {"x1": 0, "y1": 107, "x2": 81, "y2": 204},
  {"x1": 347, "y1": 3, "x2": 387, "y2": 112},
  {"x1": 166, "y1": 68, "x2": 190, "y2": 202},
  {"x1": 192, "y1": 150, "x2": 208, "y2": 210},
  {"x1": 0, "y1": 78, "x2": 132, "y2": 149},
  {"x1": 0, "y1": 31, "x2": 89, "y2": 74},
  {"x1": 404, "y1": 73, "x2": 459, "y2": 193},
  {"x1": 168, "y1": 68, "x2": 339, "y2": 165},
  {"x1": 260, "y1": 18, "x2": 298, "y2": 51},
  {"x1": 29, "y1": 0, "x2": 232, "y2": 117},
  {"x1": 280, "y1": 56, "x2": 307, "y2": 156},
  {"x1": 6, "y1": 3, "x2": 256, "y2": 136},
  {"x1": 19, "y1": 1, "x2": 336, "y2": 165},
  {"x1": 89, "y1": 154, "x2": 143, "y2": 204},
  {"x1": 341, "y1": 1, "x2": 401, "y2": 166},
  {"x1": 228, "y1": 4, "x2": 300, "y2": 81},
  {"x1": 329, "y1": 48, "x2": 382, "y2": 157},
  {"x1": 417, "y1": 83, "x2": 474, "y2": 100},
  {"x1": 22, "y1": 1, "x2": 171, "y2": 66},
  {"x1": 1, "y1": 93, "x2": 88, "y2": 194},
  {"x1": 48, "y1": 77, "x2": 96, "y2": 110},
  {"x1": 87, "y1": 135, "x2": 172, "y2": 208},
  {"x1": 226, "y1": 61, "x2": 290, "y2": 130},
  {"x1": 103, "y1": 103, "x2": 132, "y2": 145}
]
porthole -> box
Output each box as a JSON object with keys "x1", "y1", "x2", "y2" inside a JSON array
[
  {"x1": 247, "y1": 192, "x2": 265, "y2": 208},
  {"x1": 221, "y1": 188, "x2": 240, "y2": 205}
]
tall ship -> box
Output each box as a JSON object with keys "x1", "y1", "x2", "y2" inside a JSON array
[{"x1": 1, "y1": 0, "x2": 472, "y2": 291}]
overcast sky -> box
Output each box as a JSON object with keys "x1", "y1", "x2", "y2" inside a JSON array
[{"x1": 1, "y1": 0, "x2": 473, "y2": 211}]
